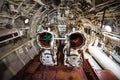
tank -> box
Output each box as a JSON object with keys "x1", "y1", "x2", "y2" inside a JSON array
[
  {"x1": 64, "y1": 31, "x2": 86, "y2": 67},
  {"x1": 37, "y1": 31, "x2": 57, "y2": 66}
]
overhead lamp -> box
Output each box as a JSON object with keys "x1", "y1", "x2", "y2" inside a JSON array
[
  {"x1": 104, "y1": 25, "x2": 112, "y2": 32},
  {"x1": 24, "y1": 18, "x2": 29, "y2": 24}
]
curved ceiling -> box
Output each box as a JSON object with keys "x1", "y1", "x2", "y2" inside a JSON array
[{"x1": 0, "y1": 0, "x2": 120, "y2": 35}]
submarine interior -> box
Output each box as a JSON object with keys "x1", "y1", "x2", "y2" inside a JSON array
[{"x1": 0, "y1": 0, "x2": 120, "y2": 80}]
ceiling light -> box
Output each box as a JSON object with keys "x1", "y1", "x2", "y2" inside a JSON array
[
  {"x1": 24, "y1": 18, "x2": 29, "y2": 24},
  {"x1": 104, "y1": 25, "x2": 112, "y2": 32}
]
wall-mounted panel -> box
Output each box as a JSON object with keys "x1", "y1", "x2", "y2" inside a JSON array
[
  {"x1": 2, "y1": 52, "x2": 23, "y2": 75},
  {"x1": 17, "y1": 47, "x2": 30, "y2": 64},
  {"x1": 24, "y1": 42, "x2": 36, "y2": 59}
]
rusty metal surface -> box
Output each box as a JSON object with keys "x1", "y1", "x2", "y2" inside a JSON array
[
  {"x1": 11, "y1": 54, "x2": 88, "y2": 80},
  {"x1": 96, "y1": 70, "x2": 118, "y2": 80}
]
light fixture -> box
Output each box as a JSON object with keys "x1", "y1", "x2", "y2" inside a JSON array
[
  {"x1": 24, "y1": 18, "x2": 29, "y2": 24},
  {"x1": 104, "y1": 25, "x2": 112, "y2": 32}
]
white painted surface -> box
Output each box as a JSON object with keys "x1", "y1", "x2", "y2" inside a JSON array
[
  {"x1": 88, "y1": 45, "x2": 120, "y2": 79},
  {"x1": 84, "y1": 53, "x2": 101, "y2": 70}
]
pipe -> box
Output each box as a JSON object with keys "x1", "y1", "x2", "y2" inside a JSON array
[
  {"x1": 100, "y1": 9, "x2": 106, "y2": 30},
  {"x1": 54, "y1": 38, "x2": 66, "y2": 40},
  {"x1": 88, "y1": 45, "x2": 120, "y2": 79}
]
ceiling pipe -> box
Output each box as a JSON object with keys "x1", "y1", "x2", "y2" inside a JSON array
[
  {"x1": 100, "y1": 8, "x2": 106, "y2": 30},
  {"x1": 96, "y1": 0, "x2": 115, "y2": 8},
  {"x1": 34, "y1": 0, "x2": 45, "y2": 5}
]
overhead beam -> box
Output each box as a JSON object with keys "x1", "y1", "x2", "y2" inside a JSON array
[{"x1": 34, "y1": 0, "x2": 45, "y2": 5}]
